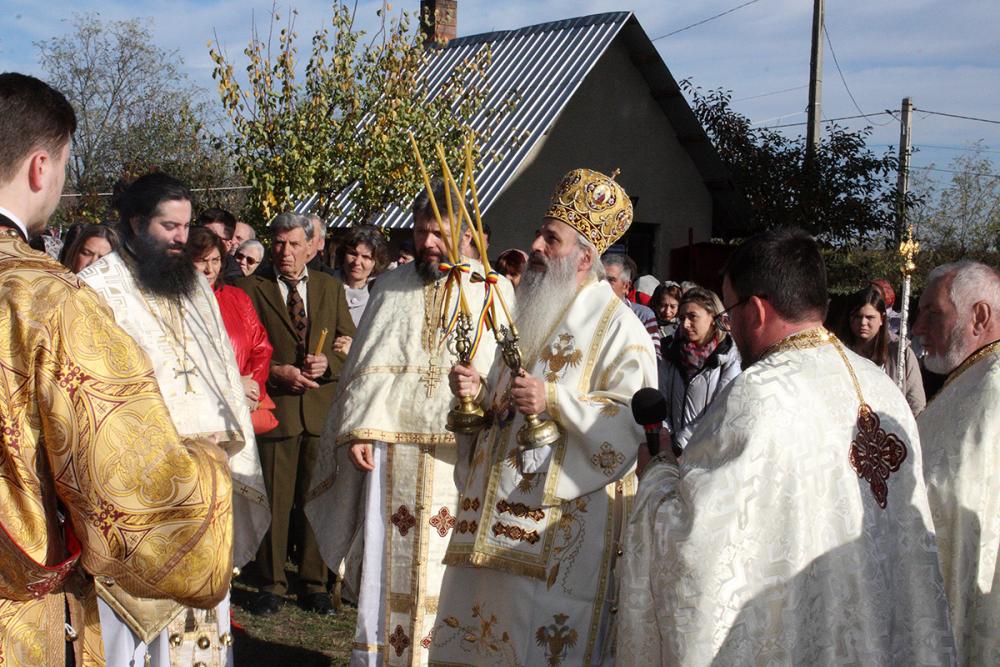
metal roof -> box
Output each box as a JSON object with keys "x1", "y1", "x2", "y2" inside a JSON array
[
  {"x1": 297, "y1": 11, "x2": 743, "y2": 234},
  {"x1": 296, "y1": 12, "x2": 632, "y2": 228}
]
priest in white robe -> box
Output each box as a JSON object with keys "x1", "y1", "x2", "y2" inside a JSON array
[
  {"x1": 80, "y1": 174, "x2": 270, "y2": 667},
  {"x1": 437, "y1": 169, "x2": 656, "y2": 666},
  {"x1": 618, "y1": 229, "x2": 955, "y2": 666},
  {"x1": 914, "y1": 260, "x2": 1000, "y2": 665},
  {"x1": 304, "y1": 181, "x2": 511, "y2": 666}
]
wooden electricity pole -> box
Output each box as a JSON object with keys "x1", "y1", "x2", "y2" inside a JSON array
[
  {"x1": 895, "y1": 97, "x2": 914, "y2": 243},
  {"x1": 805, "y1": 0, "x2": 825, "y2": 169}
]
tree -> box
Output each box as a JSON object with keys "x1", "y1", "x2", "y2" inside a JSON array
[
  {"x1": 684, "y1": 82, "x2": 911, "y2": 246},
  {"x1": 36, "y1": 14, "x2": 242, "y2": 223},
  {"x1": 910, "y1": 143, "x2": 1000, "y2": 254},
  {"x1": 209, "y1": 2, "x2": 518, "y2": 225}
]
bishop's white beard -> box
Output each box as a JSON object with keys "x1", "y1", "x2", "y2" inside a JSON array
[
  {"x1": 514, "y1": 248, "x2": 581, "y2": 363},
  {"x1": 920, "y1": 318, "x2": 971, "y2": 375}
]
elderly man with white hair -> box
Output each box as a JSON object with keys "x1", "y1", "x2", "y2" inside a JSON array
[{"x1": 913, "y1": 260, "x2": 1000, "y2": 666}]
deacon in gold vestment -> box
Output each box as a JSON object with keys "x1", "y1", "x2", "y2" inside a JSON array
[
  {"x1": 438, "y1": 170, "x2": 656, "y2": 666},
  {"x1": 0, "y1": 73, "x2": 233, "y2": 667},
  {"x1": 914, "y1": 261, "x2": 1000, "y2": 665},
  {"x1": 305, "y1": 184, "x2": 512, "y2": 667}
]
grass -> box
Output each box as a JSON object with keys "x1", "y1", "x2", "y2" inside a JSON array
[{"x1": 231, "y1": 573, "x2": 357, "y2": 666}]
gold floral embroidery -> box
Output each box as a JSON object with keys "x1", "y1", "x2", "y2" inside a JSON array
[
  {"x1": 491, "y1": 522, "x2": 540, "y2": 545},
  {"x1": 591, "y1": 442, "x2": 624, "y2": 477},
  {"x1": 436, "y1": 604, "x2": 523, "y2": 666},
  {"x1": 540, "y1": 333, "x2": 583, "y2": 382},
  {"x1": 496, "y1": 499, "x2": 545, "y2": 522},
  {"x1": 535, "y1": 613, "x2": 578, "y2": 666}
]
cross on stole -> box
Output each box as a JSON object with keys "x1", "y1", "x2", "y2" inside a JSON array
[
  {"x1": 173, "y1": 361, "x2": 198, "y2": 394},
  {"x1": 420, "y1": 363, "x2": 443, "y2": 397}
]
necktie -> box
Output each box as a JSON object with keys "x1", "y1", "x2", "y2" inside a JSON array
[{"x1": 281, "y1": 276, "x2": 309, "y2": 359}]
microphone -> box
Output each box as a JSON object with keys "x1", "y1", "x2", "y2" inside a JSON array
[{"x1": 631, "y1": 388, "x2": 667, "y2": 456}]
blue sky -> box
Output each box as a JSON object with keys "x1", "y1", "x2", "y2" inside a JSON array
[{"x1": 1, "y1": 0, "x2": 997, "y2": 184}]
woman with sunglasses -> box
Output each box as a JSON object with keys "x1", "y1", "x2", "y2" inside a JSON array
[
  {"x1": 234, "y1": 239, "x2": 266, "y2": 276},
  {"x1": 658, "y1": 286, "x2": 741, "y2": 454}
]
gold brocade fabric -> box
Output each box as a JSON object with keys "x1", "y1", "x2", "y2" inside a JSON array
[{"x1": 0, "y1": 232, "x2": 233, "y2": 666}]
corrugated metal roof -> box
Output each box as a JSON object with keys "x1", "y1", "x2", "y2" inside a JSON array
[{"x1": 296, "y1": 12, "x2": 633, "y2": 228}]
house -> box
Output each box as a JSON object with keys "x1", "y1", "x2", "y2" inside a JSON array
[{"x1": 297, "y1": 8, "x2": 745, "y2": 278}]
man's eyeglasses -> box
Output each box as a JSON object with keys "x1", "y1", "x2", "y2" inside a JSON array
[
  {"x1": 234, "y1": 252, "x2": 259, "y2": 266},
  {"x1": 714, "y1": 294, "x2": 766, "y2": 332}
]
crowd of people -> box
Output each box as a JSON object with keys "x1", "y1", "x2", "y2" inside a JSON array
[{"x1": 2, "y1": 72, "x2": 999, "y2": 667}]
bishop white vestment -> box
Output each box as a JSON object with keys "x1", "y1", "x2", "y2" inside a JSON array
[
  {"x1": 918, "y1": 340, "x2": 1000, "y2": 665},
  {"x1": 428, "y1": 279, "x2": 656, "y2": 666},
  {"x1": 305, "y1": 259, "x2": 511, "y2": 666},
  {"x1": 618, "y1": 329, "x2": 955, "y2": 666},
  {"x1": 81, "y1": 251, "x2": 270, "y2": 667}
]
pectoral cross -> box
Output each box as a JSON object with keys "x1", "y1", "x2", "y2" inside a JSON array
[
  {"x1": 173, "y1": 361, "x2": 198, "y2": 394},
  {"x1": 420, "y1": 362, "x2": 442, "y2": 397}
]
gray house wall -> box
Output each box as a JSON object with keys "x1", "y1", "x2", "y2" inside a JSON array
[{"x1": 483, "y1": 35, "x2": 713, "y2": 277}]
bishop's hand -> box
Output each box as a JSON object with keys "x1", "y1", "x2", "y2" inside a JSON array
[
  {"x1": 511, "y1": 370, "x2": 547, "y2": 415},
  {"x1": 449, "y1": 363, "x2": 481, "y2": 399}
]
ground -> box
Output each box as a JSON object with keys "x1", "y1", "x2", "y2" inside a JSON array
[{"x1": 231, "y1": 577, "x2": 356, "y2": 666}]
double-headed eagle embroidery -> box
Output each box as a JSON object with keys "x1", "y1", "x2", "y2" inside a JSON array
[{"x1": 540, "y1": 333, "x2": 582, "y2": 382}]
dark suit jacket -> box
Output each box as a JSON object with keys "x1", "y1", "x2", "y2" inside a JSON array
[{"x1": 236, "y1": 266, "x2": 355, "y2": 438}]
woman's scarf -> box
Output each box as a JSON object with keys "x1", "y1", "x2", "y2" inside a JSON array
[{"x1": 679, "y1": 335, "x2": 720, "y2": 380}]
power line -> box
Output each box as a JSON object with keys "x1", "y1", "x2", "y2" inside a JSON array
[
  {"x1": 733, "y1": 85, "x2": 808, "y2": 102},
  {"x1": 873, "y1": 143, "x2": 1000, "y2": 155},
  {"x1": 822, "y1": 24, "x2": 893, "y2": 127},
  {"x1": 760, "y1": 111, "x2": 892, "y2": 129},
  {"x1": 651, "y1": 0, "x2": 765, "y2": 41},
  {"x1": 910, "y1": 165, "x2": 1000, "y2": 179},
  {"x1": 912, "y1": 108, "x2": 1000, "y2": 125}
]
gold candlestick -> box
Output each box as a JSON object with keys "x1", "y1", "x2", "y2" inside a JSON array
[
  {"x1": 446, "y1": 312, "x2": 487, "y2": 434},
  {"x1": 496, "y1": 325, "x2": 561, "y2": 449}
]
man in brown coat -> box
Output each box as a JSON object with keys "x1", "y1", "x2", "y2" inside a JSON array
[{"x1": 237, "y1": 212, "x2": 355, "y2": 615}]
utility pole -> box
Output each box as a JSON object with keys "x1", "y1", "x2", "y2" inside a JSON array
[
  {"x1": 805, "y1": 0, "x2": 825, "y2": 169},
  {"x1": 895, "y1": 97, "x2": 914, "y2": 243}
]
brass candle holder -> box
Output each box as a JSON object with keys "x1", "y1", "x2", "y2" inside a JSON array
[
  {"x1": 496, "y1": 324, "x2": 561, "y2": 449},
  {"x1": 446, "y1": 312, "x2": 487, "y2": 434}
]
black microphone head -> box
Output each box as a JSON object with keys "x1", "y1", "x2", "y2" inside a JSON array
[{"x1": 631, "y1": 387, "x2": 667, "y2": 424}]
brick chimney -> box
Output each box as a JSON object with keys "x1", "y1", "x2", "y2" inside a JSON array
[{"x1": 420, "y1": 0, "x2": 457, "y2": 46}]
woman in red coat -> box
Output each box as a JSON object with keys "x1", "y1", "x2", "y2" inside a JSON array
[{"x1": 188, "y1": 227, "x2": 277, "y2": 433}]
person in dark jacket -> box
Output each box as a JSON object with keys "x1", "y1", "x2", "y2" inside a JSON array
[{"x1": 658, "y1": 286, "x2": 741, "y2": 454}]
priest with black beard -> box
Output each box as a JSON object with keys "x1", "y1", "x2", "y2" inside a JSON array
[{"x1": 79, "y1": 173, "x2": 269, "y2": 667}]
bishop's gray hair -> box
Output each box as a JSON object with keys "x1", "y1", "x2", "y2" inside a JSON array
[
  {"x1": 581, "y1": 236, "x2": 605, "y2": 280},
  {"x1": 269, "y1": 212, "x2": 314, "y2": 241},
  {"x1": 927, "y1": 260, "x2": 1000, "y2": 315}
]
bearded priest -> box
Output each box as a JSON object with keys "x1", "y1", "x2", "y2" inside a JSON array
[
  {"x1": 617, "y1": 229, "x2": 954, "y2": 665},
  {"x1": 304, "y1": 180, "x2": 512, "y2": 666},
  {"x1": 914, "y1": 260, "x2": 1000, "y2": 665},
  {"x1": 435, "y1": 169, "x2": 656, "y2": 666},
  {"x1": 80, "y1": 174, "x2": 269, "y2": 667}
]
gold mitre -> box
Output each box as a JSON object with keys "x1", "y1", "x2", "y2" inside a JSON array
[{"x1": 544, "y1": 168, "x2": 633, "y2": 255}]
